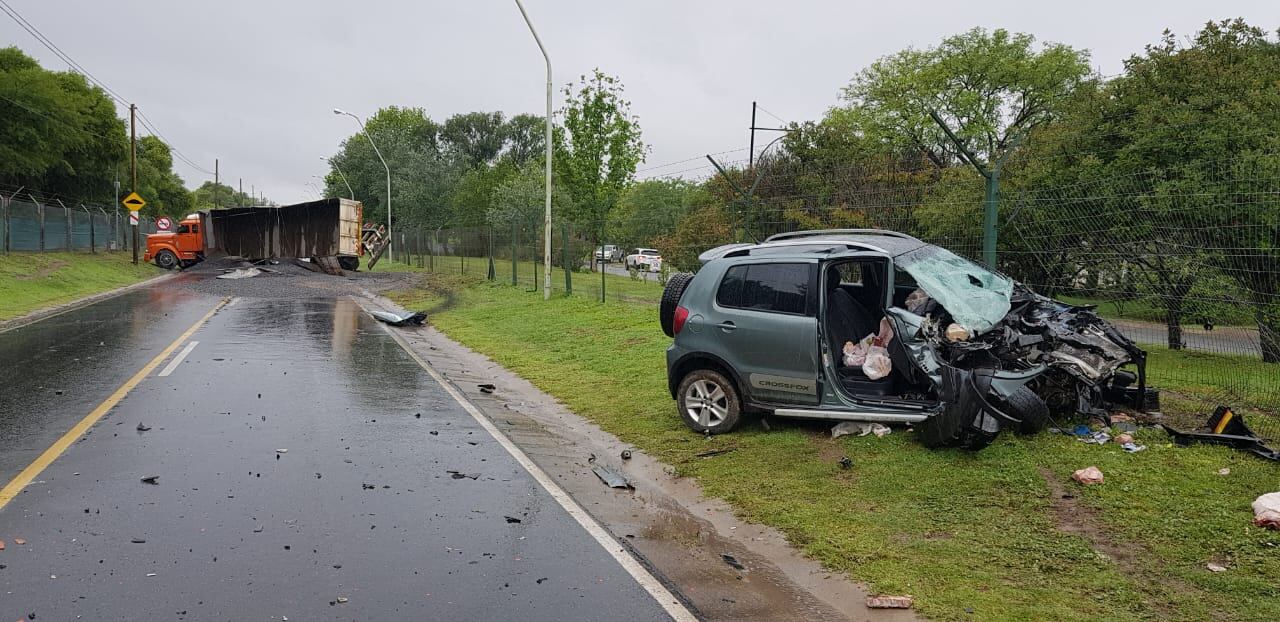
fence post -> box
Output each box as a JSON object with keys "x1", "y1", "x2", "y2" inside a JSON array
[
  {"x1": 511, "y1": 220, "x2": 518, "y2": 285},
  {"x1": 85, "y1": 205, "x2": 95, "y2": 253},
  {"x1": 600, "y1": 227, "x2": 606, "y2": 303},
  {"x1": 487, "y1": 225, "x2": 495, "y2": 280},
  {"x1": 1, "y1": 195, "x2": 9, "y2": 255},
  {"x1": 34, "y1": 195, "x2": 45, "y2": 252},
  {"x1": 563, "y1": 222, "x2": 571, "y2": 295},
  {"x1": 58, "y1": 199, "x2": 71, "y2": 251},
  {"x1": 428, "y1": 230, "x2": 435, "y2": 272}
]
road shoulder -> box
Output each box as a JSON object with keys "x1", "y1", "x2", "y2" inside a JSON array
[{"x1": 357, "y1": 291, "x2": 912, "y2": 622}]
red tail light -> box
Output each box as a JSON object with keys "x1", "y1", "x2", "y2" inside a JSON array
[{"x1": 673, "y1": 305, "x2": 690, "y2": 335}]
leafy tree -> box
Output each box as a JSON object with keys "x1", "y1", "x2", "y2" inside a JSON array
[
  {"x1": 134, "y1": 136, "x2": 191, "y2": 218},
  {"x1": 501, "y1": 113, "x2": 546, "y2": 166},
  {"x1": 554, "y1": 69, "x2": 647, "y2": 268},
  {"x1": 841, "y1": 28, "x2": 1091, "y2": 168},
  {"x1": 191, "y1": 181, "x2": 268, "y2": 210},
  {"x1": 654, "y1": 204, "x2": 732, "y2": 272},
  {"x1": 609, "y1": 179, "x2": 706, "y2": 247},
  {"x1": 441, "y1": 111, "x2": 506, "y2": 168}
]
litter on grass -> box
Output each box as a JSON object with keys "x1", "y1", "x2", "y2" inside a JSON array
[
  {"x1": 866, "y1": 595, "x2": 914, "y2": 609},
  {"x1": 1163, "y1": 406, "x2": 1279, "y2": 462},
  {"x1": 1253, "y1": 492, "x2": 1280, "y2": 529},
  {"x1": 1072, "y1": 466, "x2": 1104, "y2": 485},
  {"x1": 831, "y1": 422, "x2": 890, "y2": 439}
]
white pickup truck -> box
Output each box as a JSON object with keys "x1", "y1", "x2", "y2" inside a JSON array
[{"x1": 625, "y1": 248, "x2": 663, "y2": 272}]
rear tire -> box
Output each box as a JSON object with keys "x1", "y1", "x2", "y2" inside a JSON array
[
  {"x1": 676, "y1": 369, "x2": 741, "y2": 434},
  {"x1": 338, "y1": 256, "x2": 359, "y2": 271},
  {"x1": 155, "y1": 250, "x2": 178, "y2": 270},
  {"x1": 659, "y1": 272, "x2": 695, "y2": 337}
]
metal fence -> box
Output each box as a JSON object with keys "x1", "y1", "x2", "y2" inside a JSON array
[
  {"x1": 394, "y1": 153, "x2": 1280, "y2": 442},
  {"x1": 0, "y1": 193, "x2": 157, "y2": 254}
]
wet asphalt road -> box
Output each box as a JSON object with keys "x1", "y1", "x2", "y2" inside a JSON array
[{"x1": 0, "y1": 289, "x2": 673, "y2": 620}]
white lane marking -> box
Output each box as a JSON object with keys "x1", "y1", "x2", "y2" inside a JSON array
[
  {"x1": 157, "y1": 341, "x2": 199, "y2": 377},
  {"x1": 379, "y1": 325, "x2": 697, "y2": 622}
]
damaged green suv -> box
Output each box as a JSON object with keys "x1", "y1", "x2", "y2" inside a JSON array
[{"x1": 659, "y1": 230, "x2": 1156, "y2": 450}]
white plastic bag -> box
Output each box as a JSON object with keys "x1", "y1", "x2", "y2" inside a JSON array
[
  {"x1": 1254, "y1": 492, "x2": 1280, "y2": 529},
  {"x1": 842, "y1": 335, "x2": 873, "y2": 367},
  {"x1": 862, "y1": 346, "x2": 892, "y2": 379}
]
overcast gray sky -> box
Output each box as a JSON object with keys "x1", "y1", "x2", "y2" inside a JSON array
[{"x1": 3, "y1": 0, "x2": 1277, "y2": 203}]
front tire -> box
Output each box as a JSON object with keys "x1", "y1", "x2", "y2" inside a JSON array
[
  {"x1": 155, "y1": 250, "x2": 178, "y2": 270},
  {"x1": 337, "y1": 256, "x2": 359, "y2": 271},
  {"x1": 1001, "y1": 387, "x2": 1050, "y2": 435},
  {"x1": 676, "y1": 369, "x2": 741, "y2": 434}
]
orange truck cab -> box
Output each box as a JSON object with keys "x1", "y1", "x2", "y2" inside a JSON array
[{"x1": 143, "y1": 214, "x2": 205, "y2": 269}]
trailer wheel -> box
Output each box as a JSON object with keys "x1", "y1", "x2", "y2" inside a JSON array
[
  {"x1": 338, "y1": 256, "x2": 359, "y2": 271},
  {"x1": 155, "y1": 250, "x2": 178, "y2": 270}
]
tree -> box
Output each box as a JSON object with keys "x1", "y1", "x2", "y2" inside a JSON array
[
  {"x1": 609, "y1": 179, "x2": 706, "y2": 247},
  {"x1": 842, "y1": 28, "x2": 1091, "y2": 168},
  {"x1": 0, "y1": 47, "x2": 128, "y2": 204},
  {"x1": 441, "y1": 111, "x2": 506, "y2": 168},
  {"x1": 554, "y1": 69, "x2": 647, "y2": 270},
  {"x1": 134, "y1": 136, "x2": 191, "y2": 218},
  {"x1": 501, "y1": 113, "x2": 546, "y2": 166}
]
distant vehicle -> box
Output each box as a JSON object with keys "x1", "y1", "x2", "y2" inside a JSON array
[
  {"x1": 595, "y1": 245, "x2": 623, "y2": 263},
  {"x1": 625, "y1": 248, "x2": 663, "y2": 272},
  {"x1": 144, "y1": 198, "x2": 369, "y2": 271}
]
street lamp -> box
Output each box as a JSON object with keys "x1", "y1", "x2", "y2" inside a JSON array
[
  {"x1": 334, "y1": 108, "x2": 391, "y2": 256},
  {"x1": 322, "y1": 157, "x2": 355, "y2": 200},
  {"x1": 514, "y1": 0, "x2": 553, "y2": 300}
]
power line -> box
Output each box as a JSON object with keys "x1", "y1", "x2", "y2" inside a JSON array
[{"x1": 0, "y1": 0, "x2": 214, "y2": 179}]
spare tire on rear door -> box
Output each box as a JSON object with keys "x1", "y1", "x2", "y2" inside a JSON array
[{"x1": 659, "y1": 272, "x2": 695, "y2": 337}]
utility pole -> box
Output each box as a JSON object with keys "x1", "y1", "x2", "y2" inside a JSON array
[
  {"x1": 927, "y1": 110, "x2": 1022, "y2": 268},
  {"x1": 239, "y1": 178, "x2": 243, "y2": 206},
  {"x1": 514, "y1": 0, "x2": 554, "y2": 300},
  {"x1": 749, "y1": 101, "x2": 757, "y2": 171},
  {"x1": 130, "y1": 103, "x2": 138, "y2": 264},
  {"x1": 214, "y1": 158, "x2": 220, "y2": 209}
]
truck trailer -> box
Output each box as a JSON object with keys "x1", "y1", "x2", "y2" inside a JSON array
[{"x1": 144, "y1": 198, "x2": 374, "y2": 271}]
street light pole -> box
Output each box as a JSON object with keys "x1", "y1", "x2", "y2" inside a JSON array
[
  {"x1": 514, "y1": 0, "x2": 553, "y2": 300},
  {"x1": 323, "y1": 157, "x2": 355, "y2": 200},
  {"x1": 334, "y1": 108, "x2": 391, "y2": 257}
]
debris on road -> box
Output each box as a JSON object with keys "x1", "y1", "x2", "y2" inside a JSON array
[
  {"x1": 1253, "y1": 492, "x2": 1280, "y2": 529},
  {"x1": 216, "y1": 267, "x2": 262, "y2": 280},
  {"x1": 370, "y1": 310, "x2": 427, "y2": 327},
  {"x1": 12, "y1": 538, "x2": 24, "y2": 545},
  {"x1": 140, "y1": 475, "x2": 159, "y2": 485},
  {"x1": 866, "y1": 595, "x2": 914, "y2": 609},
  {"x1": 477, "y1": 383, "x2": 496, "y2": 394},
  {"x1": 275, "y1": 448, "x2": 288, "y2": 454},
  {"x1": 504, "y1": 516, "x2": 522, "y2": 524},
  {"x1": 1163, "y1": 406, "x2": 1280, "y2": 461},
  {"x1": 130, "y1": 538, "x2": 146, "y2": 544},
  {"x1": 591, "y1": 465, "x2": 632, "y2": 490},
  {"x1": 136, "y1": 423, "x2": 151, "y2": 432},
  {"x1": 1072, "y1": 466, "x2": 1105, "y2": 485},
  {"x1": 720, "y1": 553, "x2": 746, "y2": 571},
  {"x1": 446, "y1": 470, "x2": 479, "y2": 480},
  {"x1": 0, "y1": 539, "x2": 5, "y2": 550},
  {"x1": 620, "y1": 449, "x2": 632, "y2": 460}
]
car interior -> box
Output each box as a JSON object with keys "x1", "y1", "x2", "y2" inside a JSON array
[{"x1": 823, "y1": 259, "x2": 931, "y2": 400}]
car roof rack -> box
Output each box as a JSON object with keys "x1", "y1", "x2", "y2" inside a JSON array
[{"x1": 763, "y1": 229, "x2": 919, "y2": 243}]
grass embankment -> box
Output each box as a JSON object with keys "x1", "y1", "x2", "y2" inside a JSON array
[
  {"x1": 390, "y1": 271, "x2": 1279, "y2": 621},
  {"x1": 0, "y1": 252, "x2": 162, "y2": 321}
]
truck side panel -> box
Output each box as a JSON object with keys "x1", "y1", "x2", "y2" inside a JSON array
[{"x1": 204, "y1": 198, "x2": 364, "y2": 260}]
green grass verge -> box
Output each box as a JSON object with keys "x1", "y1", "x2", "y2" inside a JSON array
[
  {"x1": 0, "y1": 252, "x2": 162, "y2": 321},
  {"x1": 391, "y1": 272, "x2": 1279, "y2": 622}
]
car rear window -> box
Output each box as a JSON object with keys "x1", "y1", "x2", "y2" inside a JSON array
[{"x1": 717, "y1": 263, "x2": 809, "y2": 315}]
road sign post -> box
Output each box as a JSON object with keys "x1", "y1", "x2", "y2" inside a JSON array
[{"x1": 122, "y1": 192, "x2": 146, "y2": 264}]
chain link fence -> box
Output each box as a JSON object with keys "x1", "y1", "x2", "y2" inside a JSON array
[{"x1": 1, "y1": 192, "x2": 157, "y2": 254}]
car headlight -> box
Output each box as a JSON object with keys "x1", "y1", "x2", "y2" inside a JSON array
[{"x1": 945, "y1": 323, "x2": 971, "y2": 342}]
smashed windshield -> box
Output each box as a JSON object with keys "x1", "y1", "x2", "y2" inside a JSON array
[{"x1": 895, "y1": 245, "x2": 1012, "y2": 333}]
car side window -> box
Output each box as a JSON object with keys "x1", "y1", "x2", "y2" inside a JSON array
[
  {"x1": 177, "y1": 224, "x2": 190, "y2": 234},
  {"x1": 717, "y1": 263, "x2": 809, "y2": 315}
]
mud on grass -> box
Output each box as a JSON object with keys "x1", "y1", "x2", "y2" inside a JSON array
[{"x1": 391, "y1": 274, "x2": 1280, "y2": 621}]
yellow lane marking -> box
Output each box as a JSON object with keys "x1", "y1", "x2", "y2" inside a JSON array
[{"x1": 0, "y1": 297, "x2": 229, "y2": 510}]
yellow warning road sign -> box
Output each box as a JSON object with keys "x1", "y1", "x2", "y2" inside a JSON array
[{"x1": 122, "y1": 192, "x2": 146, "y2": 210}]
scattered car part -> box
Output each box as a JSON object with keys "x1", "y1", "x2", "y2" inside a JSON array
[
  {"x1": 866, "y1": 596, "x2": 914, "y2": 609},
  {"x1": 370, "y1": 310, "x2": 427, "y2": 327},
  {"x1": 139, "y1": 475, "x2": 159, "y2": 485},
  {"x1": 1072, "y1": 466, "x2": 1104, "y2": 485},
  {"x1": 1162, "y1": 406, "x2": 1279, "y2": 461},
  {"x1": 591, "y1": 465, "x2": 632, "y2": 489},
  {"x1": 216, "y1": 267, "x2": 261, "y2": 280},
  {"x1": 720, "y1": 553, "x2": 746, "y2": 571}
]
